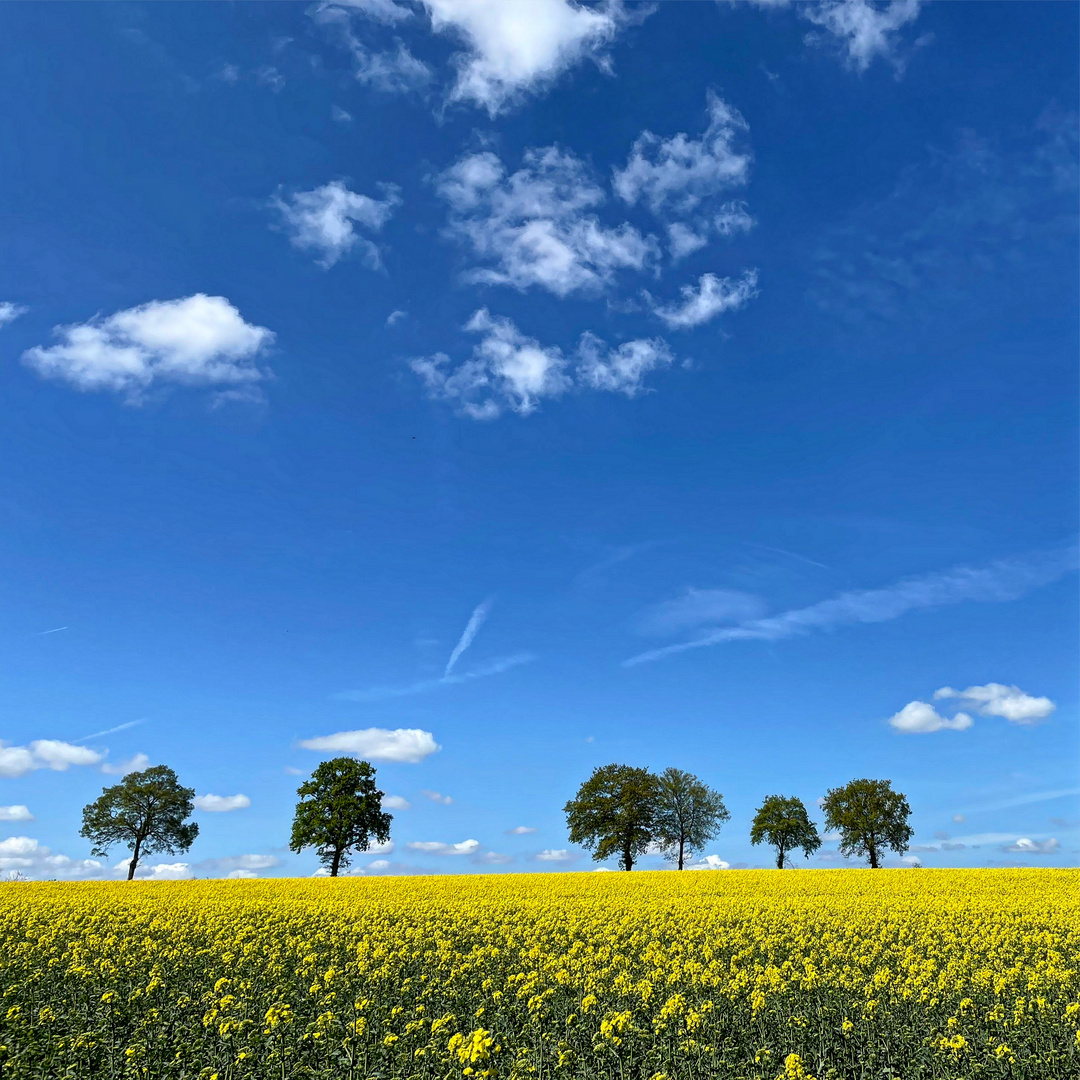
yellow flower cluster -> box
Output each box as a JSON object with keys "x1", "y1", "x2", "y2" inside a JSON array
[{"x1": 0, "y1": 868, "x2": 1076, "y2": 1078}]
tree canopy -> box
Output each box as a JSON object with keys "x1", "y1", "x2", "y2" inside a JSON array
[
  {"x1": 564, "y1": 763, "x2": 659, "y2": 871},
  {"x1": 750, "y1": 794, "x2": 821, "y2": 868},
  {"x1": 80, "y1": 765, "x2": 198, "y2": 880},
  {"x1": 821, "y1": 778, "x2": 913, "y2": 868},
  {"x1": 654, "y1": 767, "x2": 729, "y2": 870},
  {"x1": 289, "y1": 757, "x2": 392, "y2": 876}
]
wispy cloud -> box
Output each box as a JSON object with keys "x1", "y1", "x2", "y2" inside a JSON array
[
  {"x1": 35, "y1": 626, "x2": 68, "y2": 636},
  {"x1": 335, "y1": 652, "x2": 534, "y2": 702},
  {"x1": 625, "y1": 544, "x2": 1078, "y2": 666},
  {"x1": 75, "y1": 719, "x2": 144, "y2": 743},
  {"x1": 960, "y1": 788, "x2": 1080, "y2": 815},
  {"x1": 445, "y1": 598, "x2": 493, "y2": 676}
]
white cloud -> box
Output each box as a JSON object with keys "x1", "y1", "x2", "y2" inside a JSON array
[
  {"x1": 953, "y1": 814, "x2": 966, "y2": 823},
  {"x1": 425, "y1": 0, "x2": 625, "y2": 115},
  {"x1": 534, "y1": 848, "x2": 575, "y2": 862},
  {"x1": 336, "y1": 652, "x2": 535, "y2": 700},
  {"x1": 334, "y1": 1, "x2": 414, "y2": 25},
  {"x1": 614, "y1": 92, "x2": 751, "y2": 216},
  {"x1": 386, "y1": 309, "x2": 407, "y2": 326},
  {"x1": 898, "y1": 855, "x2": 923, "y2": 867},
  {"x1": 888, "y1": 701, "x2": 973, "y2": 734},
  {"x1": 383, "y1": 794, "x2": 411, "y2": 810},
  {"x1": 1002, "y1": 837, "x2": 1060, "y2": 855},
  {"x1": 445, "y1": 598, "x2": 493, "y2": 676},
  {"x1": 575, "y1": 333, "x2": 673, "y2": 396},
  {"x1": 413, "y1": 310, "x2": 674, "y2": 418},
  {"x1": 130, "y1": 862, "x2": 193, "y2": 881},
  {"x1": 507, "y1": 825, "x2": 537, "y2": 835},
  {"x1": 227, "y1": 869, "x2": 258, "y2": 879},
  {"x1": 0, "y1": 805, "x2": 33, "y2": 822},
  {"x1": 193, "y1": 793, "x2": 251, "y2": 812},
  {"x1": 406, "y1": 838, "x2": 480, "y2": 856},
  {"x1": 0, "y1": 836, "x2": 103, "y2": 879},
  {"x1": 803, "y1": 0, "x2": 922, "y2": 73},
  {"x1": 649, "y1": 270, "x2": 759, "y2": 329},
  {"x1": 273, "y1": 180, "x2": 400, "y2": 268},
  {"x1": 687, "y1": 854, "x2": 730, "y2": 870},
  {"x1": 22, "y1": 295, "x2": 273, "y2": 400},
  {"x1": 196, "y1": 854, "x2": 282, "y2": 877},
  {"x1": 638, "y1": 587, "x2": 767, "y2": 636},
  {"x1": 365, "y1": 839, "x2": 395, "y2": 855},
  {"x1": 474, "y1": 851, "x2": 513, "y2": 865},
  {"x1": 0, "y1": 739, "x2": 103, "y2": 778},
  {"x1": 437, "y1": 148, "x2": 657, "y2": 297},
  {"x1": 625, "y1": 544, "x2": 1079, "y2": 665},
  {"x1": 299, "y1": 727, "x2": 441, "y2": 763},
  {"x1": 314, "y1": 4, "x2": 432, "y2": 94},
  {"x1": 332, "y1": 104, "x2": 353, "y2": 123},
  {"x1": 101, "y1": 752, "x2": 151, "y2": 776},
  {"x1": 0, "y1": 301, "x2": 28, "y2": 327},
  {"x1": 421, "y1": 789, "x2": 453, "y2": 805},
  {"x1": 934, "y1": 683, "x2": 1055, "y2": 724}
]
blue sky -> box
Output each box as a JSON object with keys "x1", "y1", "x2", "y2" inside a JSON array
[{"x1": 1, "y1": 0, "x2": 1077, "y2": 879}]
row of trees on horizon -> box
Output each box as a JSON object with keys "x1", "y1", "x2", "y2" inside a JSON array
[{"x1": 72, "y1": 758, "x2": 914, "y2": 880}]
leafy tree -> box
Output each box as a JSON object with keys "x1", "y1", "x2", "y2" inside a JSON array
[
  {"x1": 564, "y1": 763, "x2": 659, "y2": 871},
  {"x1": 750, "y1": 794, "x2": 821, "y2": 868},
  {"x1": 654, "y1": 767, "x2": 729, "y2": 870},
  {"x1": 80, "y1": 765, "x2": 198, "y2": 881},
  {"x1": 289, "y1": 757, "x2": 392, "y2": 876},
  {"x1": 821, "y1": 778, "x2": 913, "y2": 868}
]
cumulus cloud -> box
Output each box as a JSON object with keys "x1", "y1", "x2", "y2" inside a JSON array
[
  {"x1": 0, "y1": 836, "x2": 103, "y2": 879},
  {"x1": 625, "y1": 544, "x2": 1079, "y2": 665},
  {"x1": 421, "y1": 789, "x2": 453, "y2": 805},
  {"x1": 534, "y1": 848, "x2": 575, "y2": 862},
  {"x1": 1001, "y1": 837, "x2": 1060, "y2": 855},
  {"x1": 312, "y1": 4, "x2": 431, "y2": 94},
  {"x1": 412, "y1": 310, "x2": 673, "y2": 418},
  {"x1": 383, "y1": 794, "x2": 411, "y2": 810},
  {"x1": 614, "y1": 92, "x2": 752, "y2": 216},
  {"x1": 649, "y1": 270, "x2": 758, "y2": 329},
  {"x1": 688, "y1": 854, "x2": 730, "y2": 870},
  {"x1": 803, "y1": 0, "x2": 922, "y2": 73},
  {"x1": 888, "y1": 701, "x2": 973, "y2": 734},
  {"x1": 193, "y1": 794, "x2": 251, "y2": 813},
  {"x1": 406, "y1": 838, "x2": 480, "y2": 856},
  {"x1": 934, "y1": 683, "x2": 1055, "y2": 725},
  {"x1": 424, "y1": 0, "x2": 627, "y2": 115},
  {"x1": 0, "y1": 805, "x2": 33, "y2": 822},
  {"x1": 196, "y1": 854, "x2": 282, "y2": 877},
  {"x1": 273, "y1": 180, "x2": 400, "y2": 268},
  {"x1": 299, "y1": 727, "x2": 441, "y2": 763},
  {"x1": 0, "y1": 301, "x2": 28, "y2": 327},
  {"x1": 666, "y1": 202, "x2": 754, "y2": 261},
  {"x1": 101, "y1": 752, "x2": 151, "y2": 776},
  {"x1": 21, "y1": 295, "x2": 273, "y2": 401},
  {"x1": 0, "y1": 739, "x2": 103, "y2": 778},
  {"x1": 474, "y1": 851, "x2": 514, "y2": 866},
  {"x1": 129, "y1": 861, "x2": 193, "y2": 880},
  {"x1": 507, "y1": 826, "x2": 537, "y2": 835},
  {"x1": 436, "y1": 147, "x2": 657, "y2": 297}
]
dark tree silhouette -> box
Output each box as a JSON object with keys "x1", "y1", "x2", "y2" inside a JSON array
[
  {"x1": 821, "y1": 778, "x2": 913, "y2": 868},
  {"x1": 564, "y1": 763, "x2": 659, "y2": 871},
  {"x1": 654, "y1": 767, "x2": 729, "y2": 869},
  {"x1": 80, "y1": 765, "x2": 198, "y2": 880},
  {"x1": 289, "y1": 758, "x2": 392, "y2": 876},
  {"x1": 750, "y1": 794, "x2": 821, "y2": 868}
]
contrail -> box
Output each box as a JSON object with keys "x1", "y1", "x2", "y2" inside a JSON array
[
  {"x1": 336, "y1": 652, "x2": 534, "y2": 702},
  {"x1": 36, "y1": 626, "x2": 68, "y2": 635},
  {"x1": 75, "y1": 719, "x2": 145, "y2": 743},
  {"x1": 445, "y1": 598, "x2": 493, "y2": 677}
]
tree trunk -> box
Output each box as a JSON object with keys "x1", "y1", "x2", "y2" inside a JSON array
[
  {"x1": 622, "y1": 842, "x2": 633, "y2": 871},
  {"x1": 128, "y1": 836, "x2": 142, "y2": 881},
  {"x1": 776, "y1": 844, "x2": 785, "y2": 870},
  {"x1": 330, "y1": 848, "x2": 342, "y2": 877},
  {"x1": 678, "y1": 839, "x2": 685, "y2": 871},
  {"x1": 868, "y1": 838, "x2": 879, "y2": 869}
]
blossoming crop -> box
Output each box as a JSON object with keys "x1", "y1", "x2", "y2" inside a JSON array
[{"x1": 0, "y1": 868, "x2": 1076, "y2": 1077}]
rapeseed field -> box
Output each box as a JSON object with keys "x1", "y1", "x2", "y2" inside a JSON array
[{"x1": 0, "y1": 868, "x2": 1076, "y2": 1079}]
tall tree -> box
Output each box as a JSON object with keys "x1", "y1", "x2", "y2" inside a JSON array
[
  {"x1": 821, "y1": 778, "x2": 913, "y2": 868},
  {"x1": 289, "y1": 757, "x2": 392, "y2": 876},
  {"x1": 654, "y1": 767, "x2": 729, "y2": 870},
  {"x1": 80, "y1": 765, "x2": 198, "y2": 880},
  {"x1": 564, "y1": 763, "x2": 659, "y2": 871},
  {"x1": 750, "y1": 794, "x2": 821, "y2": 868}
]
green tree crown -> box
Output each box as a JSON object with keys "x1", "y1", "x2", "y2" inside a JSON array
[
  {"x1": 563, "y1": 763, "x2": 659, "y2": 871},
  {"x1": 821, "y1": 777, "x2": 913, "y2": 869},
  {"x1": 289, "y1": 757, "x2": 392, "y2": 876},
  {"x1": 80, "y1": 765, "x2": 198, "y2": 881},
  {"x1": 654, "y1": 767, "x2": 729, "y2": 870},
  {"x1": 750, "y1": 794, "x2": 821, "y2": 869}
]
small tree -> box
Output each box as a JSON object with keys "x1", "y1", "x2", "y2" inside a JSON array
[
  {"x1": 750, "y1": 794, "x2": 821, "y2": 868},
  {"x1": 80, "y1": 765, "x2": 198, "y2": 880},
  {"x1": 654, "y1": 767, "x2": 729, "y2": 870},
  {"x1": 821, "y1": 778, "x2": 913, "y2": 868},
  {"x1": 290, "y1": 757, "x2": 392, "y2": 876},
  {"x1": 564, "y1": 763, "x2": 659, "y2": 871}
]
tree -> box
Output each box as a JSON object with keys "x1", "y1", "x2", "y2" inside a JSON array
[
  {"x1": 289, "y1": 757, "x2": 392, "y2": 876},
  {"x1": 654, "y1": 767, "x2": 729, "y2": 870},
  {"x1": 564, "y1": 763, "x2": 659, "y2": 871},
  {"x1": 80, "y1": 765, "x2": 198, "y2": 881},
  {"x1": 821, "y1": 778, "x2": 913, "y2": 868},
  {"x1": 750, "y1": 795, "x2": 821, "y2": 868}
]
